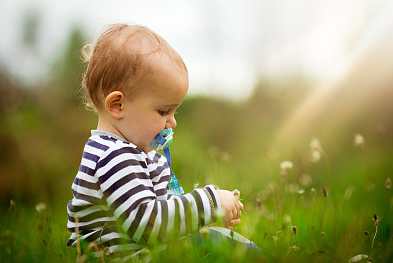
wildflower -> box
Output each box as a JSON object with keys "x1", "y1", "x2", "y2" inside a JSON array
[
  {"x1": 310, "y1": 137, "x2": 323, "y2": 152},
  {"x1": 310, "y1": 138, "x2": 323, "y2": 163},
  {"x1": 310, "y1": 150, "x2": 322, "y2": 163},
  {"x1": 353, "y1": 133, "x2": 365, "y2": 147},
  {"x1": 322, "y1": 187, "x2": 328, "y2": 197},
  {"x1": 292, "y1": 226, "x2": 297, "y2": 235},
  {"x1": 311, "y1": 188, "x2": 316, "y2": 195},
  {"x1": 385, "y1": 178, "x2": 391, "y2": 190},
  {"x1": 35, "y1": 202, "x2": 47, "y2": 213},
  {"x1": 280, "y1": 161, "x2": 293, "y2": 171}
]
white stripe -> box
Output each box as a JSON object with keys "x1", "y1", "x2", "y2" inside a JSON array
[
  {"x1": 133, "y1": 201, "x2": 155, "y2": 241},
  {"x1": 75, "y1": 171, "x2": 97, "y2": 183},
  {"x1": 166, "y1": 199, "x2": 175, "y2": 237},
  {"x1": 96, "y1": 151, "x2": 146, "y2": 176},
  {"x1": 184, "y1": 193, "x2": 199, "y2": 230},
  {"x1": 149, "y1": 201, "x2": 162, "y2": 242},
  {"x1": 176, "y1": 197, "x2": 186, "y2": 235},
  {"x1": 80, "y1": 158, "x2": 97, "y2": 170},
  {"x1": 67, "y1": 216, "x2": 115, "y2": 228},
  {"x1": 100, "y1": 169, "x2": 151, "y2": 192},
  {"x1": 197, "y1": 189, "x2": 212, "y2": 224},
  {"x1": 111, "y1": 189, "x2": 155, "y2": 216},
  {"x1": 72, "y1": 183, "x2": 103, "y2": 198},
  {"x1": 67, "y1": 204, "x2": 110, "y2": 218}
]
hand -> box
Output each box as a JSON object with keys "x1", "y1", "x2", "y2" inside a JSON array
[
  {"x1": 224, "y1": 218, "x2": 241, "y2": 230},
  {"x1": 216, "y1": 189, "x2": 243, "y2": 222}
]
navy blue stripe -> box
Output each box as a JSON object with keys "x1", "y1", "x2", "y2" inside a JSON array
[
  {"x1": 149, "y1": 166, "x2": 167, "y2": 181},
  {"x1": 78, "y1": 165, "x2": 95, "y2": 176},
  {"x1": 191, "y1": 190, "x2": 205, "y2": 227},
  {"x1": 99, "y1": 135, "x2": 119, "y2": 143},
  {"x1": 142, "y1": 202, "x2": 158, "y2": 242},
  {"x1": 109, "y1": 185, "x2": 154, "y2": 217},
  {"x1": 87, "y1": 139, "x2": 110, "y2": 151},
  {"x1": 74, "y1": 178, "x2": 100, "y2": 190},
  {"x1": 104, "y1": 174, "x2": 154, "y2": 198},
  {"x1": 72, "y1": 189, "x2": 102, "y2": 204},
  {"x1": 128, "y1": 203, "x2": 148, "y2": 239},
  {"x1": 158, "y1": 200, "x2": 168, "y2": 239},
  {"x1": 180, "y1": 196, "x2": 192, "y2": 233},
  {"x1": 96, "y1": 147, "x2": 144, "y2": 171},
  {"x1": 68, "y1": 210, "x2": 113, "y2": 223},
  {"x1": 155, "y1": 188, "x2": 167, "y2": 196},
  {"x1": 98, "y1": 160, "x2": 149, "y2": 184},
  {"x1": 82, "y1": 151, "x2": 100, "y2": 162}
]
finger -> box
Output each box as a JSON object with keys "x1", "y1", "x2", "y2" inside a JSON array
[{"x1": 238, "y1": 200, "x2": 244, "y2": 210}]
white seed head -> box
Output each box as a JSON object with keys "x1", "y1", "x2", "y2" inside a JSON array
[
  {"x1": 353, "y1": 133, "x2": 365, "y2": 147},
  {"x1": 280, "y1": 161, "x2": 293, "y2": 171},
  {"x1": 35, "y1": 202, "x2": 47, "y2": 213},
  {"x1": 310, "y1": 137, "x2": 323, "y2": 152},
  {"x1": 310, "y1": 149, "x2": 322, "y2": 163}
]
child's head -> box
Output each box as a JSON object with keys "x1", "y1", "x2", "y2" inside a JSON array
[{"x1": 82, "y1": 24, "x2": 189, "y2": 152}]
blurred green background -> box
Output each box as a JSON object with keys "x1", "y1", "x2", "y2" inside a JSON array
[{"x1": 1, "y1": 3, "x2": 393, "y2": 262}]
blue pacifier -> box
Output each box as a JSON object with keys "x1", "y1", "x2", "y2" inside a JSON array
[
  {"x1": 150, "y1": 128, "x2": 174, "y2": 150},
  {"x1": 150, "y1": 128, "x2": 184, "y2": 196}
]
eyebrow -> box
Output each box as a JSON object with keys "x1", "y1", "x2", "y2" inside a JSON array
[{"x1": 163, "y1": 103, "x2": 181, "y2": 107}]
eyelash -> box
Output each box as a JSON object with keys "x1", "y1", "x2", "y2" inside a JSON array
[
  {"x1": 158, "y1": 110, "x2": 178, "y2": 116},
  {"x1": 158, "y1": 110, "x2": 170, "y2": 116}
]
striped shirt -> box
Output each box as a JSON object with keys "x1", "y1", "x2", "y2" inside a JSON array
[{"x1": 66, "y1": 130, "x2": 221, "y2": 257}]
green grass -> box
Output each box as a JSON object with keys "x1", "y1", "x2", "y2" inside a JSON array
[{"x1": 1, "y1": 130, "x2": 392, "y2": 263}]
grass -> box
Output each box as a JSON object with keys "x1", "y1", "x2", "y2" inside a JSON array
[{"x1": 1, "y1": 130, "x2": 392, "y2": 263}]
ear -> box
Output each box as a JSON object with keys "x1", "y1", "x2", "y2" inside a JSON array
[{"x1": 104, "y1": 91, "x2": 125, "y2": 119}]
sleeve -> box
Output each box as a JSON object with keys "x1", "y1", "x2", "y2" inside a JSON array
[{"x1": 95, "y1": 146, "x2": 221, "y2": 244}]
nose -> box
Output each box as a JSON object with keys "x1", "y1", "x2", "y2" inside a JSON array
[{"x1": 166, "y1": 114, "x2": 177, "y2": 129}]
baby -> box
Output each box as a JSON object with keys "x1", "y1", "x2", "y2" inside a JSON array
[{"x1": 66, "y1": 24, "x2": 252, "y2": 259}]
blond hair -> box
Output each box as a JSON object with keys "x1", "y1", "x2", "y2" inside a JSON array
[{"x1": 81, "y1": 24, "x2": 187, "y2": 110}]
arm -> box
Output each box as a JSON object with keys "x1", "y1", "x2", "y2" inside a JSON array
[{"x1": 95, "y1": 146, "x2": 219, "y2": 244}]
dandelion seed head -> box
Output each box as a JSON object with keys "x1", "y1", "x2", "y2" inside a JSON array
[
  {"x1": 35, "y1": 202, "x2": 47, "y2": 213},
  {"x1": 280, "y1": 161, "x2": 293, "y2": 171},
  {"x1": 353, "y1": 133, "x2": 365, "y2": 147},
  {"x1": 310, "y1": 149, "x2": 322, "y2": 163},
  {"x1": 310, "y1": 137, "x2": 323, "y2": 152}
]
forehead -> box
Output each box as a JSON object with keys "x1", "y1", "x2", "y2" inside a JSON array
[{"x1": 147, "y1": 57, "x2": 188, "y2": 103}]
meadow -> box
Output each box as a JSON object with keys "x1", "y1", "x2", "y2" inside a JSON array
[{"x1": 1, "y1": 28, "x2": 392, "y2": 262}]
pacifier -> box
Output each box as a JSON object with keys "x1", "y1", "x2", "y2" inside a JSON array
[{"x1": 150, "y1": 128, "x2": 174, "y2": 150}]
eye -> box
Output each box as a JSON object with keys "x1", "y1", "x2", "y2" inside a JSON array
[{"x1": 158, "y1": 110, "x2": 169, "y2": 116}]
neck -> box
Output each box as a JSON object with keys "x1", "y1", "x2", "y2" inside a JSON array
[{"x1": 97, "y1": 114, "x2": 124, "y2": 139}]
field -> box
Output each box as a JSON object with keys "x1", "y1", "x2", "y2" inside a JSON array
[{"x1": 1, "y1": 29, "x2": 393, "y2": 262}]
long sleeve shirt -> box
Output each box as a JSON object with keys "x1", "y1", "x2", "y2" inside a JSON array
[{"x1": 66, "y1": 130, "x2": 221, "y2": 256}]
